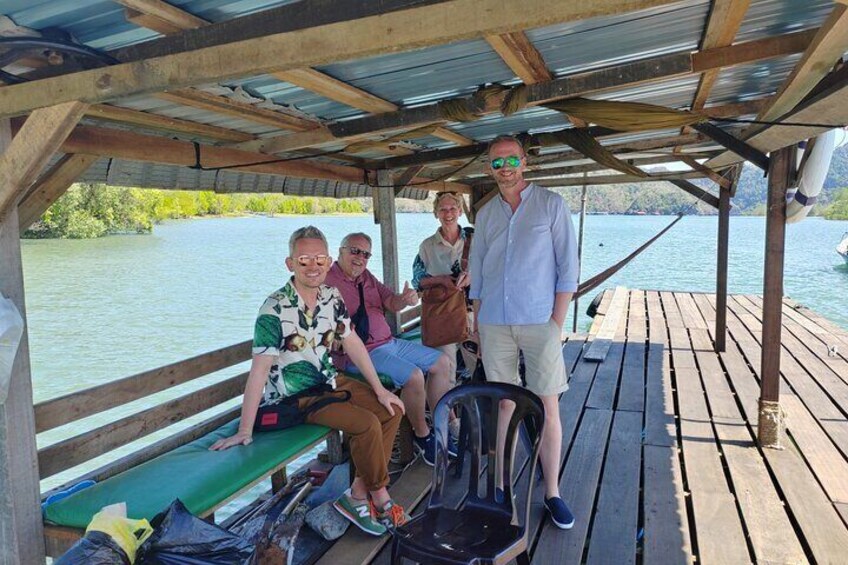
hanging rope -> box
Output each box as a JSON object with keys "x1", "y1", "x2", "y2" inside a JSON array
[{"x1": 574, "y1": 214, "x2": 684, "y2": 299}]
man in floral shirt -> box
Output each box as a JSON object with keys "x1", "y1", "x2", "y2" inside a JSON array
[{"x1": 211, "y1": 226, "x2": 408, "y2": 536}]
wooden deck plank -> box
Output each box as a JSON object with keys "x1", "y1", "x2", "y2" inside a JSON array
[
  {"x1": 689, "y1": 328, "x2": 739, "y2": 421},
  {"x1": 659, "y1": 291, "x2": 685, "y2": 330},
  {"x1": 619, "y1": 290, "x2": 646, "y2": 413},
  {"x1": 585, "y1": 286, "x2": 628, "y2": 361},
  {"x1": 586, "y1": 410, "x2": 642, "y2": 565},
  {"x1": 712, "y1": 418, "x2": 807, "y2": 564},
  {"x1": 586, "y1": 340, "x2": 625, "y2": 410},
  {"x1": 532, "y1": 408, "x2": 613, "y2": 564},
  {"x1": 667, "y1": 324, "x2": 751, "y2": 564},
  {"x1": 588, "y1": 289, "x2": 615, "y2": 335},
  {"x1": 837, "y1": 503, "x2": 848, "y2": 527},
  {"x1": 691, "y1": 293, "x2": 761, "y2": 424},
  {"x1": 736, "y1": 295, "x2": 848, "y2": 412},
  {"x1": 674, "y1": 292, "x2": 708, "y2": 330},
  {"x1": 779, "y1": 394, "x2": 848, "y2": 504},
  {"x1": 701, "y1": 297, "x2": 848, "y2": 564},
  {"x1": 751, "y1": 295, "x2": 848, "y2": 386},
  {"x1": 644, "y1": 291, "x2": 676, "y2": 448},
  {"x1": 315, "y1": 460, "x2": 432, "y2": 565},
  {"x1": 721, "y1": 297, "x2": 848, "y2": 503},
  {"x1": 642, "y1": 445, "x2": 694, "y2": 564}
]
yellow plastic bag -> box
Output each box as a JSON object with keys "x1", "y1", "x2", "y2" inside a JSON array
[{"x1": 86, "y1": 503, "x2": 153, "y2": 564}]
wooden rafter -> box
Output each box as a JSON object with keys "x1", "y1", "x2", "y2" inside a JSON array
[
  {"x1": 249, "y1": 32, "x2": 808, "y2": 156},
  {"x1": 7, "y1": 121, "x2": 470, "y2": 194},
  {"x1": 121, "y1": 0, "x2": 474, "y2": 149},
  {"x1": 706, "y1": 66, "x2": 848, "y2": 169},
  {"x1": 124, "y1": 8, "x2": 186, "y2": 35},
  {"x1": 156, "y1": 89, "x2": 319, "y2": 131},
  {"x1": 0, "y1": 0, "x2": 696, "y2": 117},
  {"x1": 0, "y1": 102, "x2": 88, "y2": 216},
  {"x1": 486, "y1": 31, "x2": 552, "y2": 84},
  {"x1": 529, "y1": 171, "x2": 706, "y2": 186},
  {"x1": 115, "y1": 0, "x2": 208, "y2": 30},
  {"x1": 757, "y1": 3, "x2": 848, "y2": 123},
  {"x1": 677, "y1": 155, "x2": 731, "y2": 189},
  {"x1": 272, "y1": 68, "x2": 397, "y2": 114},
  {"x1": 85, "y1": 104, "x2": 254, "y2": 142},
  {"x1": 17, "y1": 154, "x2": 99, "y2": 232},
  {"x1": 690, "y1": 0, "x2": 751, "y2": 112}
]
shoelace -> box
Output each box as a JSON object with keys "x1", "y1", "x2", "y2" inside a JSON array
[{"x1": 380, "y1": 503, "x2": 408, "y2": 527}]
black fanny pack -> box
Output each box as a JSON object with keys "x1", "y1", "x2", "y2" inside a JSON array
[{"x1": 254, "y1": 383, "x2": 351, "y2": 432}]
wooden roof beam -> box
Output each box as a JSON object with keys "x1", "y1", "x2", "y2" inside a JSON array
[
  {"x1": 0, "y1": 102, "x2": 88, "y2": 217},
  {"x1": 247, "y1": 31, "x2": 808, "y2": 156},
  {"x1": 757, "y1": 2, "x2": 848, "y2": 123},
  {"x1": 156, "y1": 89, "x2": 320, "y2": 131},
  {"x1": 689, "y1": 0, "x2": 751, "y2": 112},
  {"x1": 486, "y1": 31, "x2": 552, "y2": 84},
  {"x1": 6, "y1": 121, "x2": 470, "y2": 194},
  {"x1": 115, "y1": 0, "x2": 207, "y2": 30},
  {"x1": 122, "y1": 0, "x2": 473, "y2": 148},
  {"x1": 17, "y1": 154, "x2": 99, "y2": 232},
  {"x1": 0, "y1": 0, "x2": 695, "y2": 117},
  {"x1": 706, "y1": 65, "x2": 848, "y2": 169},
  {"x1": 530, "y1": 170, "x2": 707, "y2": 187},
  {"x1": 84, "y1": 103, "x2": 255, "y2": 142}
]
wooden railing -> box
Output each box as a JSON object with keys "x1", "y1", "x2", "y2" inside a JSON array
[{"x1": 36, "y1": 340, "x2": 253, "y2": 490}]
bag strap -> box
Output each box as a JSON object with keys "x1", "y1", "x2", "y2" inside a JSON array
[
  {"x1": 460, "y1": 228, "x2": 473, "y2": 272},
  {"x1": 301, "y1": 389, "x2": 352, "y2": 416}
]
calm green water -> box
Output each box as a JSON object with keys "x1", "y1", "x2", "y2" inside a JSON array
[{"x1": 21, "y1": 213, "x2": 848, "y2": 493}]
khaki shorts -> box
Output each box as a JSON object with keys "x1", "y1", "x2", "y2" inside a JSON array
[{"x1": 479, "y1": 320, "x2": 568, "y2": 397}]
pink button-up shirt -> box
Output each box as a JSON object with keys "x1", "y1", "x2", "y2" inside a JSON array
[{"x1": 325, "y1": 262, "x2": 395, "y2": 368}]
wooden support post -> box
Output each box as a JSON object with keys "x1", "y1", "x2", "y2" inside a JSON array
[
  {"x1": 758, "y1": 145, "x2": 796, "y2": 449},
  {"x1": 0, "y1": 119, "x2": 46, "y2": 564},
  {"x1": 374, "y1": 170, "x2": 400, "y2": 334},
  {"x1": 715, "y1": 184, "x2": 730, "y2": 352},
  {"x1": 572, "y1": 175, "x2": 588, "y2": 333}
]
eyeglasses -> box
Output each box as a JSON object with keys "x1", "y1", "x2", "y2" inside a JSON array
[
  {"x1": 490, "y1": 155, "x2": 522, "y2": 170},
  {"x1": 296, "y1": 254, "x2": 330, "y2": 266},
  {"x1": 341, "y1": 246, "x2": 372, "y2": 260}
]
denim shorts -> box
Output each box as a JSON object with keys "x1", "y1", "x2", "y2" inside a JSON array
[{"x1": 345, "y1": 338, "x2": 443, "y2": 388}]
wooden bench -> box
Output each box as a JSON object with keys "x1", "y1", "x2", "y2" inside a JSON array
[{"x1": 36, "y1": 340, "x2": 343, "y2": 557}]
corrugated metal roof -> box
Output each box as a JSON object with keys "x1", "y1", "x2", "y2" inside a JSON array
[
  {"x1": 735, "y1": 0, "x2": 835, "y2": 42},
  {"x1": 2, "y1": 0, "x2": 841, "y2": 191}
]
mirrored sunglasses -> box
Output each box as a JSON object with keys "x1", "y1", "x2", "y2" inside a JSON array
[
  {"x1": 342, "y1": 246, "x2": 372, "y2": 259},
  {"x1": 490, "y1": 155, "x2": 522, "y2": 170},
  {"x1": 296, "y1": 254, "x2": 330, "y2": 266}
]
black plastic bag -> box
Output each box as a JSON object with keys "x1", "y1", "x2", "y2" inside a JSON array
[
  {"x1": 55, "y1": 531, "x2": 130, "y2": 565},
  {"x1": 138, "y1": 499, "x2": 257, "y2": 565}
]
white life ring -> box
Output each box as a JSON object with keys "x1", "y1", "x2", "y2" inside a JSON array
[{"x1": 786, "y1": 129, "x2": 837, "y2": 224}]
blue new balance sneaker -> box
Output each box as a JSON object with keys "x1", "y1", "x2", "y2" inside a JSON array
[{"x1": 544, "y1": 496, "x2": 575, "y2": 529}]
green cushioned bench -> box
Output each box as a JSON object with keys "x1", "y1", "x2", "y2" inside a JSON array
[{"x1": 43, "y1": 419, "x2": 331, "y2": 529}]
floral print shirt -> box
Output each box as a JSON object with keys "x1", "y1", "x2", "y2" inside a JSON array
[{"x1": 253, "y1": 278, "x2": 352, "y2": 403}]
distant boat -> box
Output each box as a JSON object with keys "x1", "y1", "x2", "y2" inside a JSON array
[{"x1": 838, "y1": 232, "x2": 848, "y2": 263}]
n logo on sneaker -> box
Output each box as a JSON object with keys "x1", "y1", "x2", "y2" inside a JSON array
[{"x1": 358, "y1": 506, "x2": 371, "y2": 518}]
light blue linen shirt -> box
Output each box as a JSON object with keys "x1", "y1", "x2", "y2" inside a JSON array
[{"x1": 469, "y1": 183, "x2": 579, "y2": 325}]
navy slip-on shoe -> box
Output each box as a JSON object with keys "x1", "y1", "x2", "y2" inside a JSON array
[{"x1": 544, "y1": 496, "x2": 575, "y2": 529}]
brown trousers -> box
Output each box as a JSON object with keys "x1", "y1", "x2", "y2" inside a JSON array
[{"x1": 299, "y1": 376, "x2": 401, "y2": 491}]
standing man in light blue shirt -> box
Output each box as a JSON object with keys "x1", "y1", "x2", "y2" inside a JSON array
[{"x1": 468, "y1": 134, "x2": 579, "y2": 529}]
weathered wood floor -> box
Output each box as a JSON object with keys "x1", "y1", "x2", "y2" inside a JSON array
[{"x1": 319, "y1": 290, "x2": 848, "y2": 564}]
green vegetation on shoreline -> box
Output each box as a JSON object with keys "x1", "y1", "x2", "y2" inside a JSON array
[
  {"x1": 24, "y1": 184, "x2": 365, "y2": 239},
  {"x1": 823, "y1": 187, "x2": 848, "y2": 220}
]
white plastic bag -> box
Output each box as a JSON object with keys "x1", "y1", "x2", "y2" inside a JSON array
[{"x1": 0, "y1": 294, "x2": 24, "y2": 405}]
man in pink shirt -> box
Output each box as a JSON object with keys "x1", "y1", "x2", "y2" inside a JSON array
[{"x1": 325, "y1": 232, "x2": 455, "y2": 465}]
